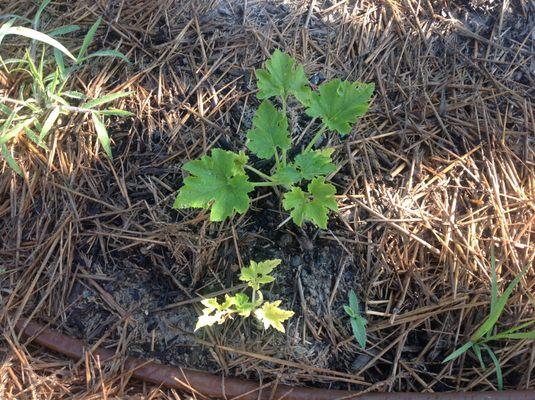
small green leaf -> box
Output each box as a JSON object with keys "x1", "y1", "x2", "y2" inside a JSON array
[
  {"x1": 343, "y1": 305, "x2": 355, "y2": 317},
  {"x1": 83, "y1": 91, "x2": 131, "y2": 109},
  {"x1": 293, "y1": 148, "x2": 336, "y2": 180},
  {"x1": 246, "y1": 100, "x2": 290, "y2": 160},
  {"x1": 256, "y1": 49, "x2": 311, "y2": 104},
  {"x1": 77, "y1": 17, "x2": 101, "y2": 61},
  {"x1": 351, "y1": 316, "x2": 367, "y2": 349},
  {"x1": 282, "y1": 177, "x2": 338, "y2": 229},
  {"x1": 348, "y1": 290, "x2": 359, "y2": 314},
  {"x1": 91, "y1": 112, "x2": 112, "y2": 159},
  {"x1": 173, "y1": 149, "x2": 254, "y2": 221},
  {"x1": 272, "y1": 164, "x2": 301, "y2": 185},
  {"x1": 0, "y1": 26, "x2": 76, "y2": 60},
  {"x1": 443, "y1": 341, "x2": 474, "y2": 363},
  {"x1": 306, "y1": 79, "x2": 374, "y2": 135},
  {"x1": 234, "y1": 293, "x2": 255, "y2": 317},
  {"x1": 39, "y1": 106, "x2": 60, "y2": 139},
  {"x1": 239, "y1": 259, "x2": 280, "y2": 291},
  {"x1": 254, "y1": 300, "x2": 294, "y2": 333}
]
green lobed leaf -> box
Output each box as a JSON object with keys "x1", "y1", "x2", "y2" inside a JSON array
[
  {"x1": 254, "y1": 300, "x2": 294, "y2": 333},
  {"x1": 246, "y1": 100, "x2": 290, "y2": 160},
  {"x1": 256, "y1": 49, "x2": 311, "y2": 104},
  {"x1": 173, "y1": 149, "x2": 254, "y2": 221},
  {"x1": 294, "y1": 148, "x2": 336, "y2": 180},
  {"x1": 282, "y1": 177, "x2": 338, "y2": 229},
  {"x1": 239, "y1": 259, "x2": 280, "y2": 291},
  {"x1": 233, "y1": 293, "x2": 255, "y2": 317},
  {"x1": 306, "y1": 79, "x2": 374, "y2": 135},
  {"x1": 272, "y1": 164, "x2": 301, "y2": 185},
  {"x1": 91, "y1": 112, "x2": 112, "y2": 159}
]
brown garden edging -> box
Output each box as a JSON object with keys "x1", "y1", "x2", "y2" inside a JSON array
[{"x1": 15, "y1": 319, "x2": 535, "y2": 400}]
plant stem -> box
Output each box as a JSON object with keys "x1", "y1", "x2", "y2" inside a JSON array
[
  {"x1": 252, "y1": 181, "x2": 278, "y2": 187},
  {"x1": 304, "y1": 124, "x2": 327, "y2": 152},
  {"x1": 245, "y1": 164, "x2": 273, "y2": 182},
  {"x1": 281, "y1": 96, "x2": 288, "y2": 166}
]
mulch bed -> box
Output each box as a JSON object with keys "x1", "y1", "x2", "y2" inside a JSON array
[{"x1": 1, "y1": 0, "x2": 534, "y2": 398}]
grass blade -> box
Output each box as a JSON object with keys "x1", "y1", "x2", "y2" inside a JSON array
[
  {"x1": 83, "y1": 91, "x2": 130, "y2": 109},
  {"x1": 39, "y1": 106, "x2": 60, "y2": 139},
  {"x1": 1, "y1": 143, "x2": 22, "y2": 175},
  {"x1": 471, "y1": 264, "x2": 530, "y2": 342},
  {"x1": 1, "y1": 26, "x2": 76, "y2": 60},
  {"x1": 77, "y1": 17, "x2": 101, "y2": 61},
  {"x1": 34, "y1": 0, "x2": 52, "y2": 30},
  {"x1": 47, "y1": 25, "x2": 80, "y2": 36},
  {"x1": 443, "y1": 341, "x2": 473, "y2": 363},
  {"x1": 78, "y1": 49, "x2": 129, "y2": 63},
  {"x1": 473, "y1": 343, "x2": 485, "y2": 369},
  {"x1": 94, "y1": 108, "x2": 134, "y2": 117},
  {"x1": 91, "y1": 112, "x2": 112, "y2": 159},
  {"x1": 483, "y1": 345, "x2": 503, "y2": 390},
  {"x1": 0, "y1": 117, "x2": 35, "y2": 146}
]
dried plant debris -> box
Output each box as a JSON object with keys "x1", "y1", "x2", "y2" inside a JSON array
[{"x1": 0, "y1": 0, "x2": 533, "y2": 398}]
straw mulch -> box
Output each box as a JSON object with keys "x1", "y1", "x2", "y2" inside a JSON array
[{"x1": 1, "y1": 0, "x2": 534, "y2": 398}]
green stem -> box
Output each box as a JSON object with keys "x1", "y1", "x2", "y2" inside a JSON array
[
  {"x1": 245, "y1": 164, "x2": 273, "y2": 181},
  {"x1": 281, "y1": 96, "x2": 288, "y2": 166},
  {"x1": 304, "y1": 124, "x2": 328, "y2": 152},
  {"x1": 252, "y1": 181, "x2": 278, "y2": 187}
]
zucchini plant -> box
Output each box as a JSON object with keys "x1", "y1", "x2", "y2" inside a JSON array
[
  {"x1": 195, "y1": 259, "x2": 294, "y2": 333},
  {"x1": 174, "y1": 50, "x2": 374, "y2": 228}
]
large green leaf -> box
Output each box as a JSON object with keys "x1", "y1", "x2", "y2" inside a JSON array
[
  {"x1": 306, "y1": 79, "x2": 374, "y2": 135},
  {"x1": 246, "y1": 100, "x2": 290, "y2": 160},
  {"x1": 256, "y1": 49, "x2": 311, "y2": 104},
  {"x1": 173, "y1": 149, "x2": 254, "y2": 221},
  {"x1": 282, "y1": 177, "x2": 338, "y2": 229}
]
